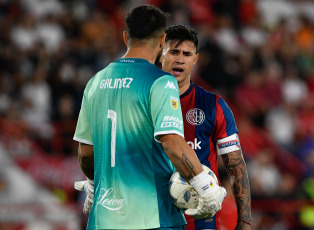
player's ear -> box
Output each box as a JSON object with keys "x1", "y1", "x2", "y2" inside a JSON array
[
  {"x1": 193, "y1": 53, "x2": 199, "y2": 65},
  {"x1": 123, "y1": 31, "x2": 128, "y2": 47},
  {"x1": 159, "y1": 33, "x2": 166, "y2": 49}
]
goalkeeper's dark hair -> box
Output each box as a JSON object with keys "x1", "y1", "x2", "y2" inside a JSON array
[
  {"x1": 165, "y1": 25, "x2": 198, "y2": 49},
  {"x1": 125, "y1": 5, "x2": 168, "y2": 39}
]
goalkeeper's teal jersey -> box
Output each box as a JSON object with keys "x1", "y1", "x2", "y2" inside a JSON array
[{"x1": 74, "y1": 58, "x2": 186, "y2": 229}]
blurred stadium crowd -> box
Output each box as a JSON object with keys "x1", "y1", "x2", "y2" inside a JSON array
[{"x1": 0, "y1": 0, "x2": 314, "y2": 229}]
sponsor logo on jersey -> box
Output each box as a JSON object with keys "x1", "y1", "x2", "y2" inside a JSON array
[
  {"x1": 161, "y1": 116, "x2": 183, "y2": 130},
  {"x1": 163, "y1": 116, "x2": 183, "y2": 124},
  {"x1": 187, "y1": 138, "x2": 201, "y2": 150},
  {"x1": 186, "y1": 108, "x2": 205, "y2": 125},
  {"x1": 97, "y1": 188, "x2": 124, "y2": 211},
  {"x1": 100, "y1": 78, "x2": 133, "y2": 89},
  {"x1": 170, "y1": 96, "x2": 178, "y2": 110},
  {"x1": 217, "y1": 139, "x2": 240, "y2": 149},
  {"x1": 165, "y1": 80, "x2": 177, "y2": 90}
]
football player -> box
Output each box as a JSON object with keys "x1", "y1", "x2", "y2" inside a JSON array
[
  {"x1": 160, "y1": 25, "x2": 252, "y2": 230},
  {"x1": 73, "y1": 6, "x2": 226, "y2": 230}
]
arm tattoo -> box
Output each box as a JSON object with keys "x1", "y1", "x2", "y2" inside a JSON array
[
  {"x1": 170, "y1": 153, "x2": 196, "y2": 180},
  {"x1": 221, "y1": 150, "x2": 252, "y2": 222},
  {"x1": 182, "y1": 153, "x2": 197, "y2": 178}
]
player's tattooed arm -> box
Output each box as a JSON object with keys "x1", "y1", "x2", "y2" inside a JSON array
[
  {"x1": 160, "y1": 134, "x2": 202, "y2": 180},
  {"x1": 171, "y1": 153, "x2": 197, "y2": 179},
  {"x1": 78, "y1": 142, "x2": 94, "y2": 179},
  {"x1": 221, "y1": 150, "x2": 252, "y2": 227}
]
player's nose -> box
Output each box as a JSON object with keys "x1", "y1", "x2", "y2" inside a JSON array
[{"x1": 175, "y1": 53, "x2": 185, "y2": 64}]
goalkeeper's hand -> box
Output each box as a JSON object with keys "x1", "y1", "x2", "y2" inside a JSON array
[
  {"x1": 74, "y1": 177, "x2": 94, "y2": 214},
  {"x1": 185, "y1": 171, "x2": 226, "y2": 218}
]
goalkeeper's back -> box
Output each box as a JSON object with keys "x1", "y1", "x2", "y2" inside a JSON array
[{"x1": 74, "y1": 58, "x2": 186, "y2": 229}]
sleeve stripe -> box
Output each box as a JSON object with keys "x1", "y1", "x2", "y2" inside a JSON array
[{"x1": 73, "y1": 136, "x2": 93, "y2": 145}]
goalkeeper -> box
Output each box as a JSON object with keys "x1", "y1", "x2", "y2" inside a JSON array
[
  {"x1": 159, "y1": 25, "x2": 252, "y2": 230},
  {"x1": 73, "y1": 5, "x2": 227, "y2": 230}
]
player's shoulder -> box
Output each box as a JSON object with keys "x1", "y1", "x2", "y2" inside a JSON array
[
  {"x1": 147, "y1": 65, "x2": 173, "y2": 80},
  {"x1": 194, "y1": 83, "x2": 220, "y2": 101}
]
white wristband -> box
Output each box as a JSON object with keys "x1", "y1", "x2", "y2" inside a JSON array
[{"x1": 189, "y1": 171, "x2": 213, "y2": 197}]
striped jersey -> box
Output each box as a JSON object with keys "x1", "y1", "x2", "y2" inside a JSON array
[
  {"x1": 74, "y1": 58, "x2": 186, "y2": 229},
  {"x1": 180, "y1": 82, "x2": 239, "y2": 230}
]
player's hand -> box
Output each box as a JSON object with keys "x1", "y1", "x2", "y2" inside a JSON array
[
  {"x1": 74, "y1": 177, "x2": 94, "y2": 214},
  {"x1": 185, "y1": 171, "x2": 226, "y2": 218}
]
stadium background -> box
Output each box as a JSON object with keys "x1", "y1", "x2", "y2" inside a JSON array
[{"x1": 0, "y1": 0, "x2": 314, "y2": 229}]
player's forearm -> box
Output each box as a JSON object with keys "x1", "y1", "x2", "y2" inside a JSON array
[
  {"x1": 221, "y1": 150, "x2": 252, "y2": 222},
  {"x1": 78, "y1": 143, "x2": 94, "y2": 180},
  {"x1": 160, "y1": 134, "x2": 203, "y2": 180}
]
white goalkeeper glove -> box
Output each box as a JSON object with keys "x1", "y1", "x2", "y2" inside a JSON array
[
  {"x1": 185, "y1": 171, "x2": 226, "y2": 218},
  {"x1": 74, "y1": 177, "x2": 94, "y2": 214}
]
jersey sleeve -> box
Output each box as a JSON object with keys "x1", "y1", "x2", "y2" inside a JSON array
[
  {"x1": 150, "y1": 75, "x2": 184, "y2": 142},
  {"x1": 215, "y1": 97, "x2": 240, "y2": 155},
  {"x1": 73, "y1": 92, "x2": 93, "y2": 145}
]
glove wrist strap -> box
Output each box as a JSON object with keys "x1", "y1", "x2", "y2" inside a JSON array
[{"x1": 189, "y1": 171, "x2": 212, "y2": 196}]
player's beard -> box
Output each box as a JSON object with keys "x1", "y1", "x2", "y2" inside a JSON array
[{"x1": 154, "y1": 48, "x2": 162, "y2": 67}]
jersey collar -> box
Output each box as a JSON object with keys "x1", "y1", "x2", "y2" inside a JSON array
[
  {"x1": 115, "y1": 58, "x2": 151, "y2": 64},
  {"x1": 180, "y1": 81, "x2": 194, "y2": 98}
]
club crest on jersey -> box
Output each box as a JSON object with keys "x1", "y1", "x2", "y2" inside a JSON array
[
  {"x1": 170, "y1": 96, "x2": 178, "y2": 110},
  {"x1": 186, "y1": 108, "x2": 205, "y2": 125}
]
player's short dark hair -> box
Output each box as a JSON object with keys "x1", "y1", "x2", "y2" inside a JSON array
[
  {"x1": 165, "y1": 25, "x2": 198, "y2": 49},
  {"x1": 125, "y1": 5, "x2": 168, "y2": 39}
]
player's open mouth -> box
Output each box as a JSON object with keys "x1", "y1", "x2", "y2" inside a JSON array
[{"x1": 172, "y1": 67, "x2": 184, "y2": 76}]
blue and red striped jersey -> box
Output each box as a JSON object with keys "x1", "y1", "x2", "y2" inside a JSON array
[{"x1": 181, "y1": 81, "x2": 238, "y2": 230}]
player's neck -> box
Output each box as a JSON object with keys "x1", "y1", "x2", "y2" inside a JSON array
[
  {"x1": 122, "y1": 47, "x2": 158, "y2": 64},
  {"x1": 179, "y1": 79, "x2": 191, "y2": 96}
]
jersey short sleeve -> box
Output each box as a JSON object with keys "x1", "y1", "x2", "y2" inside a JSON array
[
  {"x1": 73, "y1": 93, "x2": 93, "y2": 145},
  {"x1": 150, "y1": 75, "x2": 184, "y2": 142},
  {"x1": 215, "y1": 97, "x2": 240, "y2": 155}
]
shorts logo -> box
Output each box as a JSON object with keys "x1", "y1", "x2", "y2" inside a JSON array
[
  {"x1": 186, "y1": 108, "x2": 205, "y2": 125},
  {"x1": 170, "y1": 96, "x2": 178, "y2": 110}
]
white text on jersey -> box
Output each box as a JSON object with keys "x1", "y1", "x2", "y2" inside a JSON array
[
  {"x1": 187, "y1": 138, "x2": 201, "y2": 150},
  {"x1": 97, "y1": 188, "x2": 124, "y2": 211},
  {"x1": 100, "y1": 78, "x2": 133, "y2": 89}
]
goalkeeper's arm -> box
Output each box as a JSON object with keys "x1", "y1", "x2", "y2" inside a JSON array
[
  {"x1": 74, "y1": 142, "x2": 94, "y2": 214},
  {"x1": 78, "y1": 142, "x2": 94, "y2": 179},
  {"x1": 159, "y1": 134, "x2": 203, "y2": 180},
  {"x1": 159, "y1": 134, "x2": 226, "y2": 217}
]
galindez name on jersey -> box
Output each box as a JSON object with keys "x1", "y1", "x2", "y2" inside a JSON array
[{"x1": 100, "y1": 78, "x2": 133, "y2": 89}]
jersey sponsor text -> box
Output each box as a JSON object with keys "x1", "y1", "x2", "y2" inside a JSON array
[
  {"x1": 97, "y1": 188, "x2": 125, "y2": 211},
  {"x1": 161, "y1": 116, "x2": 183, "y2": 130},
  {"x1": 187, "y1": 138, "x2": 202, "y2": 150}
]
